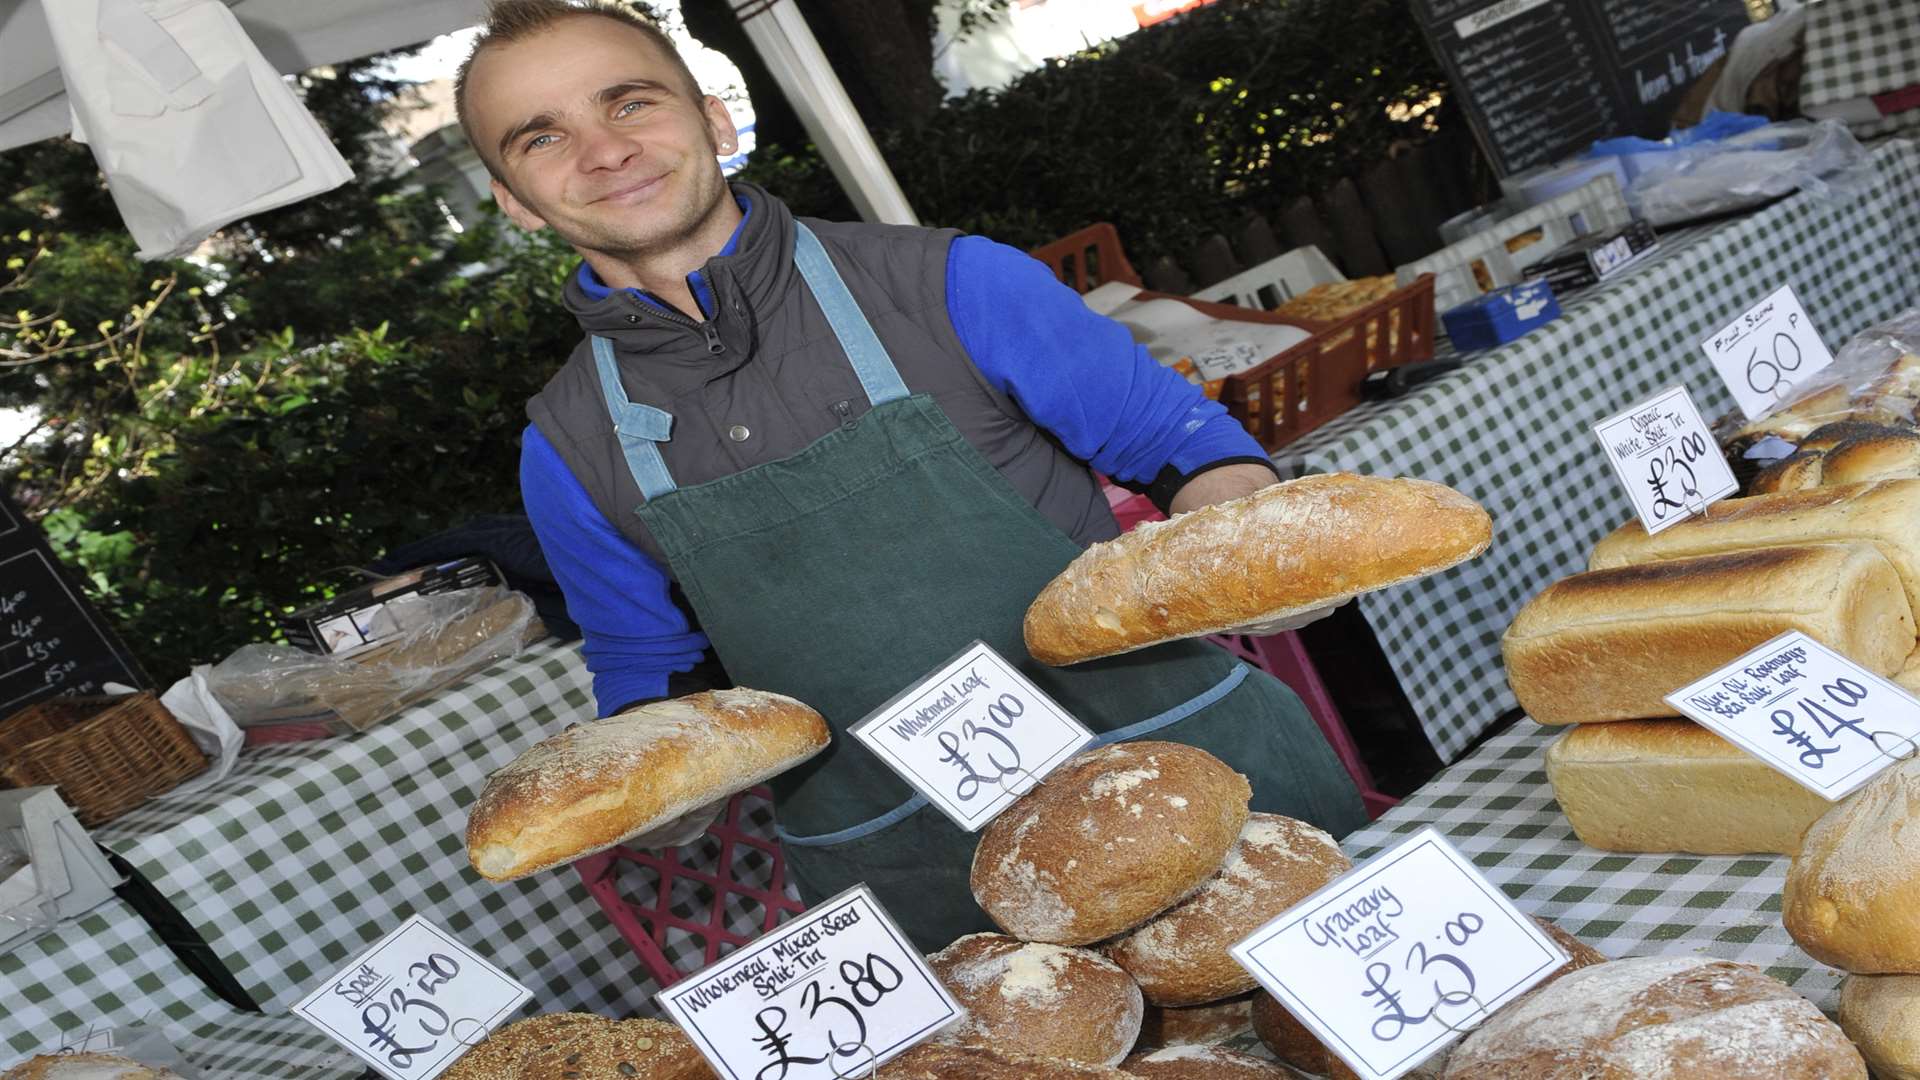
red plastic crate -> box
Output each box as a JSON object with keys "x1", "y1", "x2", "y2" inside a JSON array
[{"x1": 573, "y1": 786, "x2": 805, "y2": 988}]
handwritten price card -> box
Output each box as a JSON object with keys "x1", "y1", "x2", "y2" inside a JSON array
[
  {"x1": 1665, "y1": 631, "x2": 1920, "y2": 801},
  {"x1": 1700, "y1": 284, "x2": 1835, "y2": 420},
  {"x1": 293, "y1": 915, "x2": 531, "y2": 1080},
  {"x1": 1230, "y1": 828, "x2": 1568, "y2": 1080},
  {"x1": 851, "y1": 640, "x2": 1094, "y2": 831},
  {"x1": 659, "y1": 885, "x2": 962, "y2": 1079},
  {"x1": 1592, "y1": 386, "x2": 1738, "y2": 536}
]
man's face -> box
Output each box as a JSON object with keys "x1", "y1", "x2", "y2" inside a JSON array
[{"x1": 466, "y1": 18, "x2": 737, "y2": 258}]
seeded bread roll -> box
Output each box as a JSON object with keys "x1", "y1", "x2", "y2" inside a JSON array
[
  {"x1": 1747, "y1": 449, "x2": 1825, "y2": 495},
  {"x1": 927, "y1": 934, "x2": 1143, "y2": 1066},
  {"x1": 1505, "y1": 543, "x2": 1913, "y2": 726},
  {"x1": 1105, "y1": 814, "x2": 1351, "y2": 1006},
  {"x1": 1839, "y1": 973, "x2": 1920, "y2": 1080},
  {"x1": 1586, "y1": 479, "x2": 1920, "y2": 615},
  {"x1": 519, "y1": 1019, "x2": 713, "y2": 1080},
  {"x1": 1545, "y1": 720, "x2": 1834, "y2": 855},
  {"x1": 877, "y1": 1044, "x2": 1130, "y2": 1078},
  {"x1": 1134, "y1": 993, "x2": 1255, "y2": 1049},
  {"x1": 1120, "y1": 1045, "x2": 1293, "y2": 1078},
  {"x1": 1023, "y1": 474, "x2": 1492, "y2": 665},
  {"x1": 971, "y1": 741, "x2": 1251, "y2": 946},
  {"x1": 1821, "y1": 431, "x2": 1920, "y2": 486},
  {"x1": 1784, "y1": 755, "x2": 1920, "y2": 973},
  {"x1": 442, "y1": 1014, "x2": 606, "y2": 1080},
  {"x1": 1443, "y1": 957, "x2": 1866, "y2": 1079},
  {"x1": 467, "y1": 690, "x2": 829, "y2": 881}
]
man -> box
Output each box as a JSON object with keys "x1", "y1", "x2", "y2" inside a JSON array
[{"x1": 457, "y1": 0, "x2": 1365, "y2": 947}]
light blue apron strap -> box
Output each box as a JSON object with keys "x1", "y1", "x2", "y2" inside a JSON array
[
  {"x1": 591, "y1": 336, "x2": 679, "y2": 500},
  {"x1": 791, "y1": 223, "x2": 911, "y2": 407},
  {"x1": 776, "y1": 663, "x2": 1249, "y2": 847}
]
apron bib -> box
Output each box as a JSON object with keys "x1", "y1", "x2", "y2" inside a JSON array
[{"x1": 591, "y1": 224, "x2": 1365, "y2": 949}]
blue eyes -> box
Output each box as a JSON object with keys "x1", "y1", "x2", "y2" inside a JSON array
[{"x1": 521, "y1": 101, "x2": 651, "y2": 152}]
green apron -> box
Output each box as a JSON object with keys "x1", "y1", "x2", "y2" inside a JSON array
[{"x1": 592, "y1": 223, "x2": 1365, "y2": 950}]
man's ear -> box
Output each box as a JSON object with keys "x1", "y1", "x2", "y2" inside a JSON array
[
  {"x1": 702, "y1": 95, "x2": 740, "y2": 153},
  {"x1": 491, "y1": 177, "x2": 549, "y2": 232}
]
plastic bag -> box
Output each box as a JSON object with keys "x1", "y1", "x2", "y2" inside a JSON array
[
  {"x1": 1617, "y1": 119, "x2": 1874, "y2": 227},
  {"x1": 0, "y1": 827, "x2": 53, "y2": 940},
  {"x1": 207, "y1": 586, "x2": 544, "y2": 734}
]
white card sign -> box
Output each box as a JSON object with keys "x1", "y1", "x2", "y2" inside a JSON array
[
  {"x1": 293, "y1": 915, "x2": 532, "y2": 1080},
  {"x1": 1700, "y1": 284, "x2": 1836, "y2": 420},
  {"x1": 1230, "y1": 828, "x2": 1568, "y2": 1080},
  {"x1": 659, "y1": 884, "x2": 963, "y2": 1079},
  {"x1": 1592, "y1": 386, "x2": 1739, "y2": 536},
  {"x1": 851, "y1": 640, "x2": 1094, "y2": 831},
  {"x1": 1664, "y1": 631, "x2": 1920, "y2": 801}
]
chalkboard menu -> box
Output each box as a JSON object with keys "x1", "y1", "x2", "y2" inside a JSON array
[
  {"x1": 1412, "y1": 0, "x2": 1754, "y2": 176},
  {"x1": 0, "y1": 490, "x2": 147, "y2": 716}
]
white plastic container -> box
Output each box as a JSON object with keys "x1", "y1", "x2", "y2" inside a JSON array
[
  {"x1": 1192, "y1": 245, "x2": 1344, "y2": 310},
  {"x1": 1396, "y1": 175, "x2": 1635, "y2": 314}
]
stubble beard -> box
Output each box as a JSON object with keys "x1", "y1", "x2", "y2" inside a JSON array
[{"x1": 561, "y1": 161, "x2": 731, "y2": 262}]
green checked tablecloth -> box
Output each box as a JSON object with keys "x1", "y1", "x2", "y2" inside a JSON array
[
  {"x1": 1272, "y1": 139, "x2": 1920, "y2": 762},
  {"x1": 1800, "y1": 0, "x2": 1920, "y2": 139},
  {"x1": 87, "y1": 636, "x2": 796, "y2": 1022},
  {"x1": 1341, "y1": 719, "x2": 1843, "y2": 1011}
]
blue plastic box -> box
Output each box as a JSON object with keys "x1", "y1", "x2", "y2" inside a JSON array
[{"x1": 1440, "y1": 280, "x2": 1560, "y2": 351}]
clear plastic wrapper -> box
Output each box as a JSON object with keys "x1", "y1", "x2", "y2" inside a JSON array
[
  {"x1": 1619, "y1": 119, "x2": 1874, "y2": 227},
  {"x1": 207, "y1": 585, "x2": 544, "y2": 733},
  {"x1": 0, "y1": 830, "x2": 53, "y2": 940}
]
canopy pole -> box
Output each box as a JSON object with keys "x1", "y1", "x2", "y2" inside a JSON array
[{"x1": 729, "y1": 0, "x2": 918, "y2": 225}]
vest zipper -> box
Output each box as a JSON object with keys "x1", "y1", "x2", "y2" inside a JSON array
[
  {"x1": 701, "y1": 322, "x2": 725, "y2": 355},
  {"x1": 831, "y1": 399, "x2": 856, "y2": 429},
  {"x1": 623, "y1": 297, "x2": 725, "y2": 356}
]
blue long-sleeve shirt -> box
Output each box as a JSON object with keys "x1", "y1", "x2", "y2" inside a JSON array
[{"x1": 522, "y1": 231, "x2": 1271, "y2": 714}]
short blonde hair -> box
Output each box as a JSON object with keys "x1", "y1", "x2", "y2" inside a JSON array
[{"x1": 454, "y1": 0, "x2": 704, "y2": 176}]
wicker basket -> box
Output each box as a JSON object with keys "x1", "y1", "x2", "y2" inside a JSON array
[{"x1": 0, "y1": 692, "x2": 208, "y2": 826}]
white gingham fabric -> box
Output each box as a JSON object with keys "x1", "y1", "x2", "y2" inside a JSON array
[{"x1": 1271, "y1": 139, "x2": 1920, "y2": 761}]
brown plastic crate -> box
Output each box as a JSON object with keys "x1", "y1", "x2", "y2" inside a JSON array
[
  {"x1": 1029, "y1": 223, "x2": 1143, "y2": 294},
  {"x1": 0, "y1": 692, "x2": 207, "y2": 826}
]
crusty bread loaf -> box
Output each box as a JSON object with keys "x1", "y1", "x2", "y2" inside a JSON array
[
  {"x1": 1134, "y1": 993, "x2": 1254, "y2": 1049},
  {"x1": 1587, "y1": 479, "x2": 1920, "y2": 615},
  {"x1": 467, "y1": 689, "x2": 829, "y2": 881},
  {"x1": 971, "y1": 741, "x2": 1250, "y2": 946},
  {"x1": 1898, "y1": 649, "x2": 1920, "y2": 694},
  {"x1": 877, "y1": 1044, "x2": 1129, "y2": 1078},
  {"x1": 1252, "y1": 917, "x2": 1600, "y2": 1080},
  {"x1": 1506, "y1": 543, "x2": 1913, "y2": 726},
  {"x1": 442, "y1": 1014, "x2": 607, "y2": 1080},
  {"x1": 1747, "y1": 449, "x2": 1824, "y2": 495},
  {"x1": 1784, "y1": 755, "x2": 1920, "y2": 973},
  {"x1": 1797, "y1": 420, "x2": 1911, "y2": 454},
  {"x1": 1023, "y1": 474, "x2": 1492, "y2": 665},
  {"x1": 1840, "y1": 973, "x2": 1920, "y2": 1080},
  {"x1": 519, "y1": 1019, "x2": 713, "y2": 1080},
  {"x1": 1545, "y1": 720, "x2": 1834, "y2": 855},
  {"x1": 1821, "y1": 431, "x2": 1920, "y2": 486},
  {"x1": 0, "y1": 1056, "x2": 186, "y2": 1080},
  {"x1": 1105, "y1": 814, "x2": 1351, "y2": 1006},
  {"x1": 1443, "y1": 956, "x2": 1866, "y2": 1079},
  {"x1": 1119, "y1": 1045, "x2": 1293, "y2": 1078},
  {"x1": 927, "y1": 934, "x2": 1143, "y2": 1066}
]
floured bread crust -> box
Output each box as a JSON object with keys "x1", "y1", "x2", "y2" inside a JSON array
[
  {"x1": 927, "y1": 933, "x2": 1143, "y2": 1066},
  {"x1": 1023, "y1": 473, "x2": 1492, "y2": 665},
  {"x1": 1105, "y1": 814, "x2": 1350, "y2": 1006},
  {"x1": 1119, "y1": 1044, "x2": 1294, "y2": 1078},
  {"x1": 970, "y1": 742, "x2": 1251, "y2": 946},
  {"x1": 466, "y1": 689, "x2": 829, "y2": 881},
  {"x1": 1134, "y1": 992, "x2": 1255, "y2": 1049},
  {"x1": 1784, "y1": 755, "x2": 1920, "y2": 973}
]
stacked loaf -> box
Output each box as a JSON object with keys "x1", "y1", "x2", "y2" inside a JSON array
[
  {"x1": 1502, "y1": 479, "x2": 1920, "y2": 855},
  {"x1": 923, "y1": 741, "x2": 1352, "y2": 1067}
]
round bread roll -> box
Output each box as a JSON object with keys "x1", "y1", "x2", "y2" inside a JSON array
[
  {"x1": 1784, "y1": 755, "x2": 1920, "y2": 972},
  {"x1": 971, "y1": 741, "x2": 1250, "y2": 945},
  {"x1": 1839, "y1": 973, "x2": 1920, "y2": 1080},
  {"x1": 441, "y1": 1014, "x2": 607, "y2": 1080},
  {"x1": 1134, "y1": 992, "x2": 1255, "y2": 1048},
  {"x1": 1119, "y1": 1045, "x2": 1292, "y2": 1078},
  {"x1": 0, "y1": 1056, "x2": 186, "y2": 1080},
  {"x1": 1105, "y1": 814, "x2": 1350, "y2": 1006},
  {"x1": 928, "y1": 933, "x2": 1143, "y2": 1065},
  {"x1": 1444, "y1": 956, "x2": 1866, "y2": 1079},
  {"x1": 1747, "y1": 448, "x2": 1825, "y2": 495},
  {"x1": 1823, "y1": 431, "x2": 1920, "y2": 486},
  {"x1": 877, "y1": 1043, "x2": 1129, "y2": 1078},
  {"x1": 519, "y1": 1019, "x2": 712, "y2": 1080}
]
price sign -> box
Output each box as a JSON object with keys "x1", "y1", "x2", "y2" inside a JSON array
[
  {"x1": 850, "y1": 640, "x2": 1094, "y2": 831},
  {"x1": 659, "y1": 885, "x2": 963, "y2": 1079},
  {"x1": 1664, "y1": 631, "x2": 1920, "y2": 801},
  {"x1": 1230, "y1": 828, "x2": 1568, "y2": 1080},
  {"x1": 1592, "y1": 386, "x2": 1739, "y2": 536},
  {"x1": 293, "y1": 915, "x2": 531, "y2": 1080},
  {"x1": 1700, "y1": 284, "x2": 1835, "y2": 420}
]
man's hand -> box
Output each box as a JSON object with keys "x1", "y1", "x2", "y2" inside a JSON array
[{"x1": 1165, "y1": 461, "x2": 1347, "y2": 635}]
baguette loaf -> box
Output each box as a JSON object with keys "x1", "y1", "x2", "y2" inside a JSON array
[
  {"x1": 1839, "y1": 973, "x2": 1920, "y2": 1080},
  {"x1": 1545, "y1": 720, "x2": 1834, "y2": 854},
  {"x1": 1587, "y1": 479, "x2": 1920, "y2": 614},
  {"x1": 467, "y1": 689, "x2": 829, "y2": 881},
  {"x1": 1505, "y1": 543, "x2": 1913, "y2": 726},
  {"x1": 926, "y1": 935, "x2": 1143, "y2": 1066},
  {"x1": 1784, "y1": 755, "x2": 1920, "y2": 973},
  {"x1": 1023, "y1": 474, "x2": 1492, "y2": 665}
]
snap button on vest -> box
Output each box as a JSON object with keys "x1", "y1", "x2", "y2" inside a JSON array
[{"x1": 728, "y1": 424, "x2": 751, "y2": 442}]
